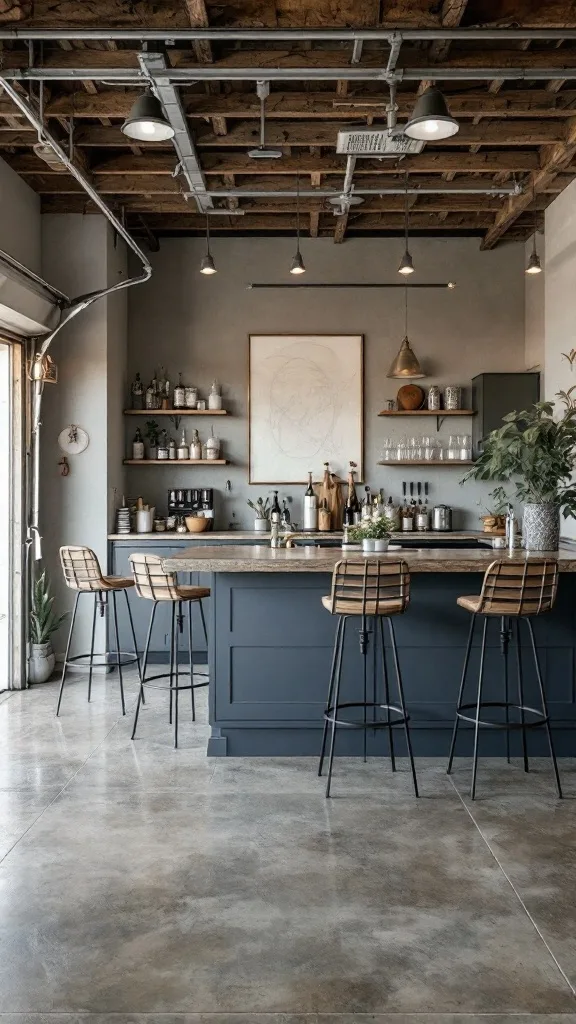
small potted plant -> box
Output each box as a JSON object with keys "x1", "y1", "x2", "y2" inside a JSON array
[
  {"x1": 464, "y1": 389, "x2": 576, "y2": 550},
  {"x1": 247, "y1": 496, "x2": 271, "y2": 532},
  {"x1": 348, "y1": 518, "x2": 391, "y2": 553},
  {"x1": 29, "y1": 571, "x2": 67, "y2": 684},
  {"x1": 145, "y1": 419, "x2": 159, "y2": 459}
]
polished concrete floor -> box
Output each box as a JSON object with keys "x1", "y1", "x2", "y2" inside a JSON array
[{"x1": 0, "y1": 667, "x2": 575, "y2": 1024}]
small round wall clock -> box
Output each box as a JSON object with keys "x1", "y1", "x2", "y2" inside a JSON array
[{"x1": 57, "y1": 424, "x2": 90, "y2": 456}]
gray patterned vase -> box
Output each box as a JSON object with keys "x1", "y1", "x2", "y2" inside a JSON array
[{"x1": 522, "y1": 502, "x2": 560, "y2": 551}]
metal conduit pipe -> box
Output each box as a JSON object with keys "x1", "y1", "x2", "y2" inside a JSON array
[
  {"x1": 0, "y1": 78, "x2": 152, "y2": 672},
  {"x1": 205, "y1": 186, "x2": 520, "y2": 198},
  {"x1": 0, "y1": 28, "x2": 575, "y2": 41},
  {"x1": 4, "y1": 66, "x2": 576, "y2": 82}
]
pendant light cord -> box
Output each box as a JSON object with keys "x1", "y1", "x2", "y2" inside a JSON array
[
  {"x1": 205, "y1": 212, "x2": 212, "y2": 256},
  {"x1": 404, "y1": 173, "x2": 409, "y2": 251},
  {"x1": 296, "y1": 172, "x2": 301, "y2": 254},
  {"x1": 404, "y1": 281, "x2": 408, "y2": 338}
]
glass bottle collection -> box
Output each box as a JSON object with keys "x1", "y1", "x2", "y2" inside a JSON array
[
  {"x1": 130, "y1": 367, "x2": 223, "y2": 412},
  {"x1": 131, "y1": 424, "x2": 221, "y2": 461}
]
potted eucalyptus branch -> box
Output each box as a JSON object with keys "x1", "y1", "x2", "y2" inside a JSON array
[
  {"x1": 464, "y1": 389, "x2": 576, "y2": 550},
  {"x1": 29, "y1": 571, "x2": 67, "y2": 683},
  {"x1": 247, "y1": 496, "x2": 271, "y2": 532}
]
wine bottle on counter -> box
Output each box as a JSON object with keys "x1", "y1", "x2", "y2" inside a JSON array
[
  {"x1": 344, "y1": 462, "x2": 360, "y2": 526},
  {"x1": 271, "y1": 490, "x2": 282, "y2": 525},
  {"x1": 361, "y1": 486, "x2": 372, "y2": 521},
  {"x1": 303, "y1": 471, "x2": 318, "y2": 531}
]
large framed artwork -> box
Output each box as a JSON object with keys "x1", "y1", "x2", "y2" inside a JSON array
[{"x1": 248, "y1": 334, "x2": 364, "y2": 483}]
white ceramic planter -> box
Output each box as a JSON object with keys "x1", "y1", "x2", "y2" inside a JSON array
[
  {"x1": 362, "y1": 538, "x2": 375, "y2": 552},
  {"x1": 373, "y1": 538, "x2": 390, "y2": 552},
  {"x1": 28, "y1": 642, "x2": 55, "y2": 684},
  {"x1": 254, "y1": 519, "x2": 270, "y2": 533}
]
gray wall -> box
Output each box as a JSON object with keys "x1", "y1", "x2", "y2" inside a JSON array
[
  {"x1": 128, "y1": 235, "x2": 526, "y2": 530},
  {"x1": 0, "y1": 156, "x2": 41, "y2": 273},
  {"x1": 41, "y1": 215, "x2": 128, "y2": 656}
]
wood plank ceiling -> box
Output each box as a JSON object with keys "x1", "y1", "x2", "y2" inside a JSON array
[{"x1": 1, "y1": 1, "x2": 576, "y2": 246}]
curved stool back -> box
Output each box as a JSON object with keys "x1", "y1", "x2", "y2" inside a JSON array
[
  {"x1": 327, "y1": 558, "x2": 410, "y2": 616},
  {"x1": 477, "y1": 558, "x2": 558, "y2": 616},
  {"x1": 129, "y1": 552, "x2": 181, "y2": 601}
]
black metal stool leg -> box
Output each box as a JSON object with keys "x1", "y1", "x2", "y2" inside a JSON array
[
  {"x1": 361, "y1": 614, "x2": 368, "y2": 763},
  {"x1": 188, "y1": 601, "x2": 196, "y2": 722},
  {"x1": 173, "y1": 601, "x2": 180, "y2": 749},
  {"x1": 501, "y1": 616, "x2": 511, "y2": 762},
  {"x1": 111, "y1": 591, "x2": 126, "y2": 716},
  {"x1": 56, "y1": 592, "x2": 80, "y2": 716},
  {"x1": 318, "y1": 616, "x2": 344, "y2": 777},
  {"x1": 168, "y1": 602, "x2": 176, "y2": 724},
  {"x1": 199, "y1": 598, "x2": 208, "y2": 647},
  {"x1": 526, "y1": 618, "x2": 563, "y2": 799},
  {"x1": 131, "y1": 602, "x2": 156, "y2": 740},
  {"x1": 379, "y1": 617, "x2": 395, "y2": 771},
  {"x1": 124, "y1": 588, "x2": 144, "y2": 701},
  {"x1": 470, "y1": 617, "x2": 488, "y2": 801},
  {"x1": 447, "y1": 613, "x2": 476, "y2": 775},
  {"x1": 388, "y1": 617, "x2": 418, "y2": 797},
  {"x1": 87, "y1": 593, "x2": 98, "y2": 703},
  {"x1": 514, "y1": 618, "x2": 529, "y2": 773},
  {"x1": 325, "y1": 617, "x2": 347, "y2": 798}
]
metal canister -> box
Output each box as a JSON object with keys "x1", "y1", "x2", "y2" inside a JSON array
[
  {"x1": 427, "y1": 386, "x2": 441, "y2": 411},
  {"x1": 415, "y1": 510, "x2": 429, "y2": 532},
  {"x1": 185, "y1": 386, "x2": 198, "y2": 409},
  {"x1": 443, "y1": 385, "x2": 462, "y2": 411}
]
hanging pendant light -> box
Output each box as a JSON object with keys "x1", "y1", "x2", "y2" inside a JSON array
[
  {"x1": 121, "y1": 89, "x2": 175, "y2": 142},
  {"x1": 290, "y1": 173, "x2": 306, "y2": 275},
  {"x1": 387, "y1": 284, "x2": 425, "y2": 379},
  {"x1": 404, "y1": 85, "x2": 459, "y2": 142},
  {"x1": 525, "y1": 240, "x2": 543, "y2": 275},
  {"x1": 398, "y1": 176, "x2": 415, "y2": 275},
  {"x1": 200, "y1": 214, "x2": 217, "y2": 275}
]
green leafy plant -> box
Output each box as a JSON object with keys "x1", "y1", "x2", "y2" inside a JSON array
[
  {"x1": 348, "y1": 517, "x2": 392, "y2": 541},
  {"x1": 464, "y1": 389, "x2": 576, "y2": 520},
  {"x1": 145, "y1": 419, "x2": 159, "y2": 444},
  {"x1": 30, "y1": 571, "x2": 67, "y2": 645},
  {"x1": 247, "y1": 496, "x2": 271, "y2": 521}
]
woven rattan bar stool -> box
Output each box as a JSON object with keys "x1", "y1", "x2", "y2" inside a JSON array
[
  {"x1": 57, "y1": 545, "x2": 141, "y2": 717},
  {"x1": 447, "y1": 558, "x2": 562, "y2": 800},
  {"x1": 318, "y1": 558, "x2": 418, "y2": 798},
  {"x1": 129, "y1": 553, "x2": 210, "y2": 748}
]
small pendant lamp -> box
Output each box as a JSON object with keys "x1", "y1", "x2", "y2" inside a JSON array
[
  {"x1": 121, "y1": 89, "x2": 175, "y2": 142},
  {"x1": 398, "y1": 176, "x2": 415, "y2": 275},
  {"x1": 404, "y1": 85, "x2": 459, "y2": 142},
  {"x1": 200, "y1": 214, "x2": 217, "y2": 275},
  {"x1": 387, "y1": 284, "x2": 425, "y2": 379},
  {"x1": 290, "y1": 173, "x2": 306, "y2": 275}
]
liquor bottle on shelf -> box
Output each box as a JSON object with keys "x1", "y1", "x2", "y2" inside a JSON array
[
  {"x1": 271, "y1": 491, "x2": 282, "y2": 525},
  {"x1": 190, "y1": 429, "x2": 202, "y2": 460},
  {"x1": 303, "y1": 471, "x2": 318, "y2": 531},
  {"x1": 344, "y1": 462, "x2": 360, "y2": 526},
  {"x1": 132, "y1": 427, "x2": 145, "y2": 460},
  {"x1": 145, "y1": 379, "x2": 157, "y2": 410},
  {"x1": 168, "y1": 437, "x2": 177, "y2": 460},
  {"x1": 173, "y1": 372, "x2": 186, "y2": 409},
  {"x1": 177, "y1": 429, "x2": 189, "y2": 460},
  {"x1": 131, "y1": 372, "x2": 144, "y2": 410}
]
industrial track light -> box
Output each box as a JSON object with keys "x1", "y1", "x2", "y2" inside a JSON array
[{"x1": 121, "y1": 89, "x2": 175, "y2": 142}]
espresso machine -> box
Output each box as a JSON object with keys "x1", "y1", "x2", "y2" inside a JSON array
[{"x1": 167, "y1": 488, "x2": 214, "y2": 528}]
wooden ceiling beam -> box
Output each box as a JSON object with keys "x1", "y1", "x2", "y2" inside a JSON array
[
  {"x1": 428, "y1": 1, "x2": 469, "y2": 63},
  {"x1": 28, "y1": 87, "x2": 576, "y2": 120},
  {"x1": 482, "y1": 115, "x2": 576, "y2": 249},
  {"x1": 1, "y1": 148, "x2": 542, "y2": 176}
]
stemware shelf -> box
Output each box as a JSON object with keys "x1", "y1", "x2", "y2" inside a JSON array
[{"x1": 377, "y1": 460, "x2": 474, "y2": 467}]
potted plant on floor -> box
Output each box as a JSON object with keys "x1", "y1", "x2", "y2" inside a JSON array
[
  {"x1": 247, "y1": 496, "x2": 271, "y2": 532},
  {"x1": 29, "y1": 571, "x2": 67, "y2": 683},
  {"x1": 464, "y1": 389, "x2": 576, "y2": 550}
]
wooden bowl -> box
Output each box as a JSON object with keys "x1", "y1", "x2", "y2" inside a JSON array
[
  {"x1": 397, "y1": 384, "x2": 425, "y2": 410},
  {"x1": 184, "y1": 516, "x2": 210, "y2": 533}
]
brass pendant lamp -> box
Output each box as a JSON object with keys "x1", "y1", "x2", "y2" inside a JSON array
[{"x1": 387, "y1": 284, "x2": 425, "y2": 379}]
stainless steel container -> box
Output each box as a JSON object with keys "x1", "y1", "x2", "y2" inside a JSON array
[
  {"x1": 427, "y1": 386, "x2": 441, "y2": 411},
  {"x1": 443, "y1": 386, "x2": 462, "y2": 411},
  {"x1": 432, "y1": 504, "x2": 453, "y2": 531}
]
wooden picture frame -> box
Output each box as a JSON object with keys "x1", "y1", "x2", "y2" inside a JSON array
[{"x1": 248, "y1": 333, "x2": 364, "y2": 484}]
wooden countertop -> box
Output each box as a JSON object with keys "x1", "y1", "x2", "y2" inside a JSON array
[{"x1": 162, "y1": 545, "x2": 576, "y2": 574}]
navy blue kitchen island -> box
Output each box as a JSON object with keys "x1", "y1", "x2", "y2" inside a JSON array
[{"x1": 162, "y1": 545, "x2": 576, "y2": 758}]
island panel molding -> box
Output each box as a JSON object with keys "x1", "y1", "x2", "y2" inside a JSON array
[{"x1": 248, "y1": 334, "x2": 363, "y2": 483}]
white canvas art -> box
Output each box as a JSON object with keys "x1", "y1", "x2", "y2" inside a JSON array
[{"x1": 249, "y1": 334, "x2": 363, "y2": 483}]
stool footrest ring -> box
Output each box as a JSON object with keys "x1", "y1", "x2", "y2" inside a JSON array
[
  {"x1": 140, "y1": 670, "x2": 209, "y2": 692},
  {"x1": 456, "y1": 700, "x2": 548, "y2": 730},
  {"x1": 324, "y1": 701, "x2": 408, "y2": 730},
  {"x1": 64, "y1": 651, "x2": 138, "y2": 669}
]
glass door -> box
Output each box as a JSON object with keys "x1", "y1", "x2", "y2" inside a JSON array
[{"x1": 0, "y1": 341, "x2": 24, "y2": 690}]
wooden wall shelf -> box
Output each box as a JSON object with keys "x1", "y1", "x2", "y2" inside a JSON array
[
  {"x1": 377, "y1": 460, "x2": 474, "y2": 467},
  {"x1": 124, "y1": 409, "x2": 227, "y2": 416},
  {"x1": 124, "y1": 459, "x2": 228, "y2": 466},
  {"x1": 378, "y1": 409, "x2": 475, "y2": 416}
]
